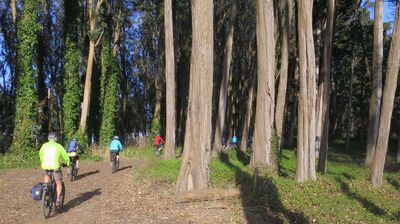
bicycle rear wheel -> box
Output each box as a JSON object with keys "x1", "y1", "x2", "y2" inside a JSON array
[
  {"x1": 112, "y1": 159, "x2": 117, "y2": 173},
  {"x1": 69, "y1": 165, "x2": 74, "y2": 182},
  {"x1": 41, "y1": 188, "x2": 52, "y2": 218}
]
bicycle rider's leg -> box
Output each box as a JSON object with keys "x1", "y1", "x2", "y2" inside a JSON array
[
  {"x1": 43, "y1": 172, "x2": 51, "y2": 184},
  {"x1": 53, "y1": 171, "x2": 63, "y2": 201},
  {"x1": 109, "y1": 151, "x2": 113, "y2": 167},
  {"x1": 76, "y1": 155, "x2": 80, "y2": 169}
]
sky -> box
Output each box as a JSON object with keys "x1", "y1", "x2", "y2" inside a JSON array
[{"x1": 367, "y1": 0, "x2": 397, "y2": 24}]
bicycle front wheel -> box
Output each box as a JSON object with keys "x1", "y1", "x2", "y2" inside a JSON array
[{"x1": 41, "y1": 188, "x2": 52, "y2": 218}]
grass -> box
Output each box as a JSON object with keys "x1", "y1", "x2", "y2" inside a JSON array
[
  {"x1": 0, "y1": 150, "x2": 103, "y2": 171},
  {"x1": 127, "y1": 140, "x2": 400, "y2": 224}
]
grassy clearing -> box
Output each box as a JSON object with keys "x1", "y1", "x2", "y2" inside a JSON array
[{"x1": 127, "y1": 140, "x2": 400, "y2": 224}]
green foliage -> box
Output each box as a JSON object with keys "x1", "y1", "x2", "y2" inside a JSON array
[
  {"x1": 11, "y1": 0, "x2": 43, "y2": 153},
  {"x1": 63, "y1": 38, "x2": 81, "y2": 141},
  {"x1": 62, "y1": 0, "x2": 82, "y2": 142},
  {"x1": 0, "y1": 151, "x2": 39, "y2": 170},
  {"x1": 99, "y1": 39, "x2": 118, "y2": 147}
]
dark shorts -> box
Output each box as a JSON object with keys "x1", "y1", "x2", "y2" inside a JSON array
[
  {"x1": 110, "y1": 151, "x2": 119, "y2": 161},
  {"x1": 43, "y1": 169, "x2": 62, "y2": 181}
]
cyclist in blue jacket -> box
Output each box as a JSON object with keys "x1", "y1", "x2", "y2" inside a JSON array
[
  {"x1": 66, "y1": 138, "x2": 80, "y2": 170},
  {"x1": 109, "y1": 136, "x2": 123, "y2": 167}
]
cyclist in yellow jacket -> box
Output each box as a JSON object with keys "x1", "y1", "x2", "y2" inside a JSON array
[{"x1": 39, "y1": 132, "x2": 70, "y2": 208}]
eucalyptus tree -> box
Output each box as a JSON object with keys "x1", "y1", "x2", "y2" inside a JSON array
[
  {"x1": 11, "y1": 0, "x2": 42, "y2": 152},
  {"x1": 212, "y1": 0, "x2": 237, "y2": 156},
  {"x1": 250, "y1": 0, "x2": 277, "y2": 171},
  {"x1": 366, "y1": 0, "x2": 383, "y2": 167},
  {"x1": 176, "y1": 0, "x2": 213, "y2": 193},
  {"x1": 371, "y1": 2, "x2": 400, "y2": 187},
  {"x1": 80, "y1": 0, "x2": 106, "y2": 132},
  {"x1": 63, "y1": 0, "x2": 82, "y2": 141},
  {"x1": 164, "y1": 0, "x2": 176, "y2": 159},
  {"x1": 317, "y1": 0, "x2": 335, "y2": 173},
  {"x1": 296, "y1": 0, "x2": 317, "y2": 181}
]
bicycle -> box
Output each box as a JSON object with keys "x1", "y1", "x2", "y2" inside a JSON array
[
  {"x1": 68, "y1": 152, "x2": 78, "y2": 182},
  {"x1": 155, "y1": 144, "x2": 164, "y2": 155},
  {"x1": 41, "y1": 166, "x2": 67, "y2": 218},
  {"x1": 110, "y1": 151, "x2": 119, "y2": 173}
]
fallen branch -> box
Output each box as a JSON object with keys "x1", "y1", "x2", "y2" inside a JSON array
[{"x1": 175, "y1": 188, "x2": 240, "y2": 203}]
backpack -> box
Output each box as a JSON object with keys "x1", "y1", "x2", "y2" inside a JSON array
[
  {"x1": 67, "y1": 140, "x2": 78, "y2": 152},
  {"x1": 31, "y1": 183, "x2": 43, "y2": 200}
]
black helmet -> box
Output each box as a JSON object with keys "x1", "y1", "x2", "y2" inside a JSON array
[{"x1": 48, "y1": 132, "x2": 57, "y2": 141}]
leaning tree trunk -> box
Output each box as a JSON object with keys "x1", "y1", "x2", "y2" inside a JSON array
[
  {"x1": 296, "y1": 0, "x2": 316, "y2": 181},
  {"x1": 370, "y1": 3, "x2": 400, "y2": 188},
  {"x1": 317, "y1": 0, "x2": 335, "y2": 173},
  {"x1": 250, "y1": 0, "x2": 277, "y2": 172},
  {"x1": 164, "y1": 0, "x2": 176, "y2": 159},
  {"x1": 212, "y1": 0, "x2": 237, "y2": 156},
  {"x1": 79, "y1": 0, "x2": 105, "y2": 132},
  {"x1": 365, "y1": 0, "x2": 383, "y2": 167},
  {"x1": 275, "y1": 0, "x2": 291, "y2": 147},
  {"x1": 176, "y1": 0, "x2": 213, "y2": 194}
]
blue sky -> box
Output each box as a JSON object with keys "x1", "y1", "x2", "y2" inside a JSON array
[{"x1": 367, "y1": 0, "x2": 397, "y2": 24}]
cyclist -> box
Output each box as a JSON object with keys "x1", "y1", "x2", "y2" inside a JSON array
[
  {"x1": 109, "y1": 136, "x2": 123, "y2": 168},
  {"x1": 232, "y1": 134, "x2": 238, "y2": 147},
  {"x1": 39, "y1": 132, "x2": 70, "y2": 208},
  {"x1": 153, "y1": 134, "x2": 164, "y2": 153},
  {"x1": 66, "y1": 137, "x2": 80, "y2": 171}
]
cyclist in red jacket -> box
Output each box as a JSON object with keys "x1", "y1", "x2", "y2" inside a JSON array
[{"x1": 154, "y1": 134, "x2": 164, "y2": 148}]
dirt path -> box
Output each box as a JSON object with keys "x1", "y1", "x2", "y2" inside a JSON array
[{"x1": 0, "y1": 158, "x2": 244, "y2": 224}]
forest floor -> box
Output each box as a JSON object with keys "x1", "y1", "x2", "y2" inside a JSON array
[
  {"x1": 0, "y1": 157, "x2": 246, "y2": 224},
  {"x1": 0, "y1": 141, "x2": 399, "y2": 224}
]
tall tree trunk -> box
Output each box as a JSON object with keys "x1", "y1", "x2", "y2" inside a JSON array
[
  {"x1": 176, "y1": 0, "x2": 213, "y2": 194},
  {"x1": 370, "y1": 3, "x2": 400, "y2": 187},
  {"x1": 317, "y1": 0, "x2": 335, "y2": 173},
  {"x1": 212, "y1": 0, "x2": 237, "y2": 155},
  {"x1": 240, "y1": 76, "x2": 256, "y2": 152},
  {"x1": 79, "y1": 0, "x2": 105, "y2": 132},
  {"x1": 275, "y1": 0, "x2": 291, "y2": 147},
  {"x1": 250, "y1": 0, "x2": 277, "y2": 171},
  {"x1": 164, "y1": 0, "x2": 176, "y2": 159},
  {"x1": 296, "y1": 0, "x2": 316, "y2": 181},
  {"x1": 365, "y1": 0, "x2": 383, "y2": 167}
]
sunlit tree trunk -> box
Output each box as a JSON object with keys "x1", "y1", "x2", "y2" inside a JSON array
[
  {"x1": 250, "y1": 0, "x2": 277, "y2": 172},
  {"x1": 296, "y1": 0, "x2": 316, "y2": 181},
  {"x1": 212, "y1": 0, "x2": 237, "y2": 156},
  {"x1": 176, "y1": 0, "x2": 213, "y2": 194},
  {"x1": 370, "y1": 3, "x2": 400, "y2": 188},
  {"x1": 11, "y1": 0, "x2": 17, "y2": 25},
  {"x1": 79, "y1": 0, "x2": 105, "y2": 132},
  {"x1": 164, "y1": 0, "x2": 176, "y2": 159},
  {"x1": 366, "y1": 0, "x2": 383, "y2": 167}
]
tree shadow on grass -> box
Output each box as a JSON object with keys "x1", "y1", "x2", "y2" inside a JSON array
[
  {"x1": 219, "y1": 152, "x2": 310, "y2": 224},
  {"x1": 335, "y1": 177, "x2": 386, "y2": 216},
  {"x1": 75, "y1": 170, "x2": 100, "y2": 180},
  {"x1": 386, "y1": 176, "x2": 400, "y2": 190},
  {"x1": 63, "y1": 188, "x2": 102, "y2": 212}
]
